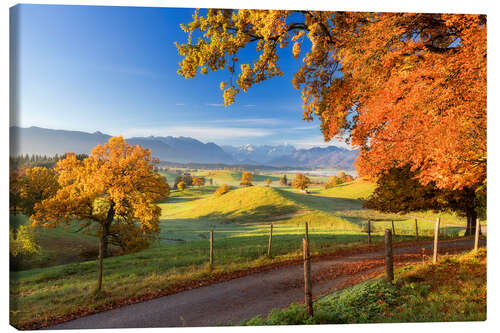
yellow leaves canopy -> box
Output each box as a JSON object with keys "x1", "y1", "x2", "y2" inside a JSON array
[{"x1": 32, "y1": 137, "x2": 170, "y2": 246}]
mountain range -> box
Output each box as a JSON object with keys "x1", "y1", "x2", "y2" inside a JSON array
[{"x1": 10, "y1": 126, "x2": 358, "y2": 169}]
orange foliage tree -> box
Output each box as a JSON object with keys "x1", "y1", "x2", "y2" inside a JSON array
[
  {"x1": 240, "y1": 171, "x2": 253, "y2": 186},
  {"x1": 193, "y1": 177, "x2": 206, "y2": 187},
  {"x1": 176, "y1": 10, "x2": 486, "y2": 230},
  {"x1": 31, "y1": 137, "x2": 170, "y2": 291},
  {"x1": 291, "y1": 173, "x2": 310, "y2": 190}
]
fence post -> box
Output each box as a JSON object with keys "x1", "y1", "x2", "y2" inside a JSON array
[
  {"x1": 305, "y1": 221, "x2": 309, "y2": 242},
  {"x1": 415, "y1": 218, "x2": 419, "y2": 241},
  {"x1": 303, "y1": 237, "x2": 313, "y2": 317},
  {"x1": 391, "y1": 220, "x2": 396, "y2": 237},
  {"x1": 209, "y1": 230, "x2": 214, "y2": 267},
  {"x1": 433, "y1": 217, "x2": 440, "y2": 264},
  {"x1": 474, "y1": 218, "x2": 480, "y2": 252},
  {"x1": 368, "y1": 219, "x2": 371, "y2": 244},
  {"x1": 267, "y1": 223, "x2": 273, "y2": 257},
  {"x1": 385, "y1": 229, "x2": 394, "y2": 283}
]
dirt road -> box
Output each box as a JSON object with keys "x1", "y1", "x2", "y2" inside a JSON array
[{"x1": 50, "y1": 239, "x2": 484, "y2": 329}]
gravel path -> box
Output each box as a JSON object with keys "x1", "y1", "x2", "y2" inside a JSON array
[{"x1": 49, "y1": 238, "x2": 484, "y2": 330}]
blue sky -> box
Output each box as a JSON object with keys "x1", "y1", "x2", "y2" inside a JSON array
[{"x1": 10, "y1": 4, "x2": 351, "y2": 149}]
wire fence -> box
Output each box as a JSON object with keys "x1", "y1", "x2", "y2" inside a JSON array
[{"x1": 157, "y1": 218, "x2": 471, "y2": 268}]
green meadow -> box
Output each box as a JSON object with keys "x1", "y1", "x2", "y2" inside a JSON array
[{"x1": 10, "y1": 176, "x2": 470, "y2": 329}]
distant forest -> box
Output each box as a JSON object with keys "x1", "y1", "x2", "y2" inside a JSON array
[{"x1": 10, "y1": 154, "x2": 89, "y2": 170}]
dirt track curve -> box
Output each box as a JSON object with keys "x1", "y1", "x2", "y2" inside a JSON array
[{"x1": 49, "y1": 238, "x2": 485, "y2": 330}]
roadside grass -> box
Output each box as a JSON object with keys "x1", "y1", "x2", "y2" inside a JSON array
[
  {"x1": 241, "y1": 248, "x2": 486, "y2": 325},
  {"x1": 10, "y1": 228, "x2": 386, "y2": 329}
]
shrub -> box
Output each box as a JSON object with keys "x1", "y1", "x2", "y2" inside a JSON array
[{"x1": 214, "y1": 184, "x2": 232, "y2": 196}]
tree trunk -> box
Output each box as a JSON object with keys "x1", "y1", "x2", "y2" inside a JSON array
[
  {"x1": 102, "y1": 202, "x2": 115, "y2": 257},
  {"x1": 103, "y1": 236, "x2": 109, "y2": 258},
  {"x1": 97, "y1": 234, "x2": 104, "y2": 292},
  {"x1": 465, "y1": 208, "x2": 478, "y2": 237}
]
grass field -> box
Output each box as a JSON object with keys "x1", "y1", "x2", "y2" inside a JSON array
[
  {"x1": 10, "y1": 177, "x2": 473, "y2": 329},
  {"x1": 242, "y1": 248, "x2": 487, "y2": 325},
  {"x1": 9, "y1": 215, "x2": 111, "y2": 271}
]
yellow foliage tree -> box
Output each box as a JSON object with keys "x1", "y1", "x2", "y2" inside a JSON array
[
  {"x1": 240, "y1": 171, "x2": 253, "y2": 186},
  {"x1": 31, "y1": 137, "x2": 170, "y2": 292},
  {"x1": 337, "y1": 171, "x2": 346, "y2": 181},
  {"x1": 20, "y1": 167, "x2": 59, "y2": 216},
  {"x1": 291, "y1": 173, "x2": 310, "y2": 190},
  {"x1": 10, "y1": 225, "x2": 39, "y2": 257},
  {"x1": 177, "y1": 181, "x2": 187, "y2": 191}
]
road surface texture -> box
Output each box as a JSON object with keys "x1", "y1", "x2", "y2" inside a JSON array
[{"x1": 50, "y1": 238, "x2": 484, "y2": 329}]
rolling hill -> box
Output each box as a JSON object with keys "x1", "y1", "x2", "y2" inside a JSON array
[{"x1": 175, "y1": 186, "x2": 303, "y2": 223}]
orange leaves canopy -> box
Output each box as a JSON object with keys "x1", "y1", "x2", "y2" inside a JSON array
[{"x1": 177, "y1": 11, "x2": 486, "y2": 191}]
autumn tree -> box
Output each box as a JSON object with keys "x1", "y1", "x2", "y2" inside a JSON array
[
  {"x1": 174, "y1": 174, "x2": 193, "y2": 188},
  {"x1": 337, "y1": 171, "x2": 346, "y2": 181},
  {"x1": 19, "y1": 167, "x2": 59, "y2": 217},
  {"x1": 193, "y1": 177, "x2": 206, "y2": 187},
  {"x1": 279, "y1": 174, "x2": 288, "y2": 186},
  {"x1": 324, "y1": 175, "x2": 339, "y2": 189},
  {"x1": 291, "y1": 173, "x2": 310, "y2": 190},
  {"x1": 31, "y1": 137, "x2": 169, "y2": 292},
  {"x1": 240, "y1": 171, "x2": 253, "y2": 186},
  {"x1": 177, "y1": 181, "x2": 187, "y2": 191},
  {"x1": 345, "y1": 174, "x2": 354, "y2": 182},
  {"x1": 176, "y1": 10, "x2": 486, "y2": 231},
  {"x1": 365, "y1": 166, "x2": 484, "y2": 235},
  {"x1": 214, "y1": 184, "x2": 232, "y2": 196},
  {"x1": 10, "y1": 224, "x2": 40, "y2": 270},
  {"x1": 9, "y1": 169, "x2": 23, "y2": 215},
  {"x1": 265, "y1": 178, "x2": 272, "y2": 186}
]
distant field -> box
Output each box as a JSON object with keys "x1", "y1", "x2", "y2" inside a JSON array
[{"x1": 10, "y1": 175, "x2": 472, "y2": 329}]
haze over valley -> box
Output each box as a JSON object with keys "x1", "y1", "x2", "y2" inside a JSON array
[{"x1": 10, "y1": 126, "x2": 358, "y2": 169}]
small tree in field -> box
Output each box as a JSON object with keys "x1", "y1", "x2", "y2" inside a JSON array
[
  {"x1": 10, "y1": 225, "x2": 39, "y2": 257},
  {"x1": 279, "y1": 174, "x2": 288, "y2": 186},
  {"x1": 265, "y1": 178, "x2": 272, "y2": 187},
  {"x1": 177, "y1": 181, "x2": 187, "y2": 191},
  {"x1": 324, "y1": 175, "x2": 338, "y2": 189},
  {"x1": 31, "y1": 137, "x2": 169, "y2": 292},
  {"x1": 193, "y1": 177, "x2": 205, "y2": 187},
  {"x1": 292, "y1": 173, "x2": 310, "y2": 190},
  {"x1": 214, "y1": 184, "x2": 232, "y2": 196},
  {"x1": 337, "y1": 171, "x2": 346, "y2": 182},
  {"x1": 240, "y1": 171, "x2": 253, "y2": 186}
]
